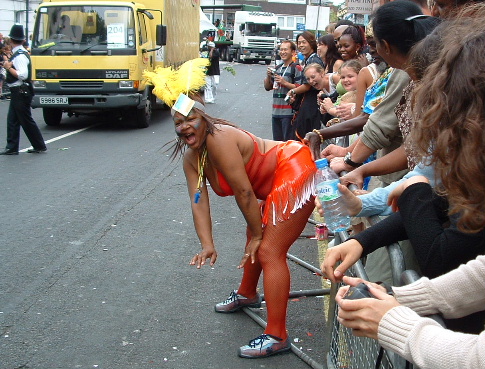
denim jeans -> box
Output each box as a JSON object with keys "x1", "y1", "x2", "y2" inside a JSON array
[{"x1": 272, "y1": 115, "x2": 294, "y2": 141}]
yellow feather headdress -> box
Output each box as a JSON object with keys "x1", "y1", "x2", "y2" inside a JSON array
[{"x1": 143, "y1": 58, "x2": 210, "y2": 108}]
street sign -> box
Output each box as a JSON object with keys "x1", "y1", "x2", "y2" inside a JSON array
[{"x1": 346, "y1": 0, "x2": 373, "y2": 14}]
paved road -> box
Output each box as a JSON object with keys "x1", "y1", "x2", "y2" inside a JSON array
[{"x1": 0, "y1": 62, "x2": 329, "y2": 369}]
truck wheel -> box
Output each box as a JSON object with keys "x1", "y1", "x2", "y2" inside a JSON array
[
  {"x1": 265, "y1": 60, "x2": 271, "y2": 65},
  {"x1": 236, "y1": 49, "x2": 243, "y2": 63},
  {"x1": 43, "y1": 108, "x2": 62, "y2": 126},
  {"x1": 134, "y1": 98, "x2": 151, "y2": 128},
  {"x1": 228, "y1": 52, "x2": 234, "y2": 62}
]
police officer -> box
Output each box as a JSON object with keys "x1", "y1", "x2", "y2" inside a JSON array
[{"x1": 0, "y1": 24, "x2": 46, "y2": 155}]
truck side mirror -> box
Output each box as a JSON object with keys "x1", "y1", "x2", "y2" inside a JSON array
[
  {"x1": 157, "y1": 25, "x2": 166, "y2": 46},
  {"x1": 239, "y1": 25, "x2": 244, "y2": 32}
]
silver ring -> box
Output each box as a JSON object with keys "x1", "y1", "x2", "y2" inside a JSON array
[{"x1": 245, "y1": 253, "x2": 250, "y2": 257}]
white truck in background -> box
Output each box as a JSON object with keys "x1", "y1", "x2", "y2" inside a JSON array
[
  {"x1": 203, "y1": 10, "x2": 277, "y2": 65},
  {"x1": 228, "y1": 11, "x2": 278, "y2": 65}
]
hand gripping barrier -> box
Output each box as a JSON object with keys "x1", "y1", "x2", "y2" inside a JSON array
[{"x1": 323, "y1": 181, "x2": 445, "y2": 369}]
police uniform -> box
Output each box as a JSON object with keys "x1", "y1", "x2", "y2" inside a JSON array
[{"x1": 0, "y1": 25, "x2": 46, "y2": 155}]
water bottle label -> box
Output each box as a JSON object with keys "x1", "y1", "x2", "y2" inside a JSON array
[{"x1": 316, "y1": 180, "x2": 340, "y2": 201}]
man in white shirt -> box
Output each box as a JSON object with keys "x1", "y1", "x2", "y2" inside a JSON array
[{"x1": 0, "y1": 24, "x2": 46, "y2": 155}]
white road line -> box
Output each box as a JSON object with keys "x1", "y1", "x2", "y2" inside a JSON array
[{"x1": 19, "y1": 123, "x2": 101, "y2": 152}]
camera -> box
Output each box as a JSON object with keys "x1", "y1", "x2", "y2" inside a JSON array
[
  {"x1": 284, "y1": 94, "x2": 291, "y2": 102},
  {"x1": 318, "y1": 90, "x2": 339, "y2": 103},
  {"x1": 268, "y1": 67, "x2": 276, "y2": 75},
  {"x1": 343, "y1": 283, "x2": 375, "y2": 300}
]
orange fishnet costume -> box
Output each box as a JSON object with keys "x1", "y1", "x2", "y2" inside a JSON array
[{"x1": 215, "y1": 135, "x2": 316, "y2": 340}]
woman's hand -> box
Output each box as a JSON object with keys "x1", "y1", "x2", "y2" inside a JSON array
[
  {"x1": 303, "y1": 131, "x2": 322, "y2": 161},
  {"x1": 357, "y1": 54, "x2": 370, "y2": 67},
  {"x1": 238, "y1": 237, "x2": 262, "y2": 269},
  {"x1": 286, "y1": 89, "x2": 296, "y2": 104},
  {"x1": 189, "y1": 246, "x2": 218, "y2": 269},
  {"x1": 336, "y1": 103, "x2": 355, "y2": 120},
  {"x1": 321, "y1": 239, "x2": 364, "y2": 282},
  {"x1": 317, "y1": 91, "x2": 328, "y2": 112},
  {"x1": 321, "y1": 144, "x2": 349, "y2": 161},
  {"x1": 3, "y1": 60, "x2": 13, "y2": 71},
  {"x1": 340, "y1": 168, "x2": 365, "y2": 189},
  {"x1": 336, "y1": 276, "x2": 400, "y2": 340},
  {"x1": 322, "y1": 97, "x2": 335, "y2": 112},
  {"x1": 315, "y1": 184, "x2": 362, "y2": 218},
  {"x1": 330, "y1": 156, "x2": 353, "y2": 175},
  {"x1": 387, "y1": 175, "x2": 430, "y2": 212}
]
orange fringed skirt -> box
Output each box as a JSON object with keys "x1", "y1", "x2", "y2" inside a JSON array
[
  {"x1": 214, "y1": 137, "x2": 317, "y2": 227},
  {"x1": 260, "y1": 141, "x2": 316, "y2": 226}
]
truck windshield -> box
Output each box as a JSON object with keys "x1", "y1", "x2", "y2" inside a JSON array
[
  {"x1": 245, "y1": 23, "x2": 277, "y2": 37},
  {"x1": 32, "y1": 5, "x2": 136, "y2": 50}
]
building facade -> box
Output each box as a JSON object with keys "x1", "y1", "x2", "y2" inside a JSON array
[{"x1": 0, "y1": 0, "x2": 41, "y2": 40}]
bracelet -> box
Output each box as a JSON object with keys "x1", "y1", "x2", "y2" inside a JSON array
[{"x1": 312, "y1": 129, "x2": 324, "y2": 144}]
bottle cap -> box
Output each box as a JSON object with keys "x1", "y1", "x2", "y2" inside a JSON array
[{"x1": 315, "y1": 158, "x2": 329, "y2": 168}]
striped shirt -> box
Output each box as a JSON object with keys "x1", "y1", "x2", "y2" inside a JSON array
[{"x1": 271, "y1": 62, "x2": 303, "y2": 116}]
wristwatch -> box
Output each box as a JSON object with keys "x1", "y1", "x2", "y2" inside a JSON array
[{"x1": 344, "y1": 152, "x2": 363, "y2": 168}]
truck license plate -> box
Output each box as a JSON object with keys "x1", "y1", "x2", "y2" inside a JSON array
[{"x1": 40, "y1": 97, "x2": 68, "y2": 104}]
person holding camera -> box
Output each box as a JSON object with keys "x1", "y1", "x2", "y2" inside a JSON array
[
  {"x1": 263, "y1": 40, "x2": 302, "y2": 141},
  {"x1": 0, "y1": 25, "x2": 46, "y2": 155},
  {"x1": 336, "y1": 255, "x2": 485, "y2": 369}
]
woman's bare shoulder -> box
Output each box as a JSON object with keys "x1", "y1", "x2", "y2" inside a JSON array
[
  {"x1": 333, "y1": 59, "x2": 344, "y2": 71},
  {"x1": 207, "y1": 125, "x2": 255, "y2": 156},
  {"x1": 209, "y1": 124, "x2": 246, "y2": 142}
]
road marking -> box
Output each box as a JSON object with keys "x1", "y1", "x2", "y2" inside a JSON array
[{"x1": 19, "y1": 123, "x2": 101, "y2": 152}]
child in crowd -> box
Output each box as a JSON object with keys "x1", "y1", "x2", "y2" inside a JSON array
[{"x1": 319, "y1": 60, "x2": 362, "y2": 120}]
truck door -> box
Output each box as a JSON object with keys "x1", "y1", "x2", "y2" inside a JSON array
[{"x1": 137, "y1": 12, "x2": 152, "y2": 69}]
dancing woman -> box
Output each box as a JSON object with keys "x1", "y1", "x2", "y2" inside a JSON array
[{"x1": 145, "y1": 60, "x2": 317, "y2": 358}]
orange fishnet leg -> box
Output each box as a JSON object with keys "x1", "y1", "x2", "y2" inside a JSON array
[
  {"x1": 237, "y1": 227, "x2": 263, "y2": 299},
  {"x1": 260, "y1": 199, "x2": 315, "y2": 340}
]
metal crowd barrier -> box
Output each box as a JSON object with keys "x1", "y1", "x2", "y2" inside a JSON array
[
  {"x1": 325, "y1": 229, "x2": 408, "y2": 369},
  {"x1": 323, "y1": 179, "x2": 445, "y2": 369}
]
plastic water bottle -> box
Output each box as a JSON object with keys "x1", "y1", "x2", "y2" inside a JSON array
[{"x1": 315, "y1": 158, "x2": 351, "y2": 233}]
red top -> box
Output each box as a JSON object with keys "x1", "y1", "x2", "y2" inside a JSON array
[{"x1": 213, "y1": 130, "x2": 277, "y2": 199}]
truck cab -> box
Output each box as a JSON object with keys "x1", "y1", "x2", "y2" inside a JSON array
[
  {"x1": 30, "y1": 0, "x2": 199, "y2": 128},
  {"x1": 230, "y1": 11, "x2": 278, "y2": 65},
  {"x1": 30, "y1": 2, "x2": 165, "y2": 128}
]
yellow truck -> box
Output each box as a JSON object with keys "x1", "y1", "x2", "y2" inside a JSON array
[{"x1": 30, "y1": 0, "x2": 200, "y2": 128}]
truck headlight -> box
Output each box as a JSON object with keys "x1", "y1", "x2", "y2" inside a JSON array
[
  {"x1": 33, "y1": 80, "x2": 46, "y2": 88},
  {"x1": 119, "y1": 80, "x2": 134, "y2": 88}
]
